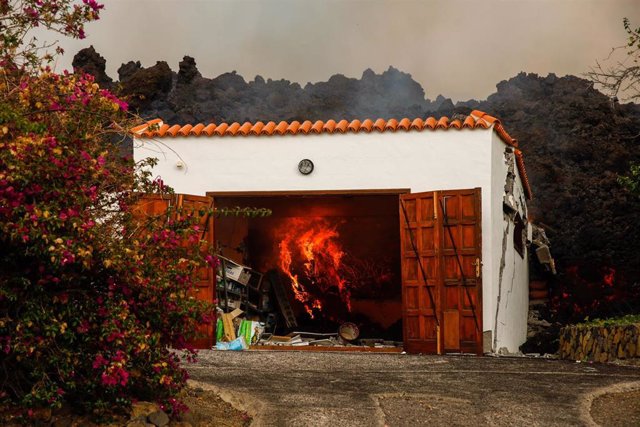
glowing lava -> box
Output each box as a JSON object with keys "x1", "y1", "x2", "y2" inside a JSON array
[
  {"x1": 278, "y1": 218, "x2": 351, "y2": 317},
  {"x1": 603, "y1": 267, "x2": 616, "y2": 287}
]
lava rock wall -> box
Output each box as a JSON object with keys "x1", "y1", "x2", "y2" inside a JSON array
[{"x1": 559, "y1": 324, "x2": 640, "y2": 362}]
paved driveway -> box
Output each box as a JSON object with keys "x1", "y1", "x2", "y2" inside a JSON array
[{"x1": 187, "y1": 351, "x2": 640, "y2": 426}]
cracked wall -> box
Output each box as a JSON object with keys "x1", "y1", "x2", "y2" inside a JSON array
[{"x1": 489, "y1": 134, "x2": 530, "y2": 353}]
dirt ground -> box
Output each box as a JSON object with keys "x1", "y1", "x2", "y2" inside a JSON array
[
  {"x1": 186, "y1": 350, "x2": 640, "y2": 426},
  {"x1": 180, "y1": 386, "x2": 251, "y2": 427},
  {"x1": 590, "y1": 389, "x2": 640, "y2": 427}
]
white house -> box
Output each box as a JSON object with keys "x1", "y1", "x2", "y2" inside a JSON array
[{"x1": 132, "y1": 110, "x2": 533, "y2": 354}]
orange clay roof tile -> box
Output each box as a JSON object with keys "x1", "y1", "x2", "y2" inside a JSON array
[
  {"x1": 385, "y1": 118, "x2": 399, "y2": 131},
  {"x1": 472, "y1": 110, "x2": 498, "y2": 125},
  {"x1": 360, "y1": 119, "x2": 374, "y2": 132},
  {"x1": 227, "y1": 122, "x2": 241, "y2": 135},
  {"x1": 298, "y1": 120, "x2": 313, "y2": 134},
  {"x1": 214, "y1": 123, "x2": 228, "y2": 136},
  {"x1": 200, "y1": 124, "x2": 213, "y2": 136},
  {"x1": 310, "y1": 120, "x2": 324, "y2": 133},
  {"x1": 462, "y1": 116, "x2": 476, "y2": 128},
  {"x1": 157, "y1": 123, "x2": 170, "y2": 137},
  {"x1": 131, "y1": 123, "x2": 151, "y2": 134},
  {"x1": 373, "y1": 118, "x2": 386, "y2": 132},
  {"x1": 436, "y1": 117, "x2": 449, "y2": 129},
  {"x1": 514, "y1": 149, "x2": 532, "y2": 199},
  {"x1": 250, "y1": 121, "x2": 265, "y2": 135},
  {"x1": 132, "y1": 110, "x2": 531, "y2": 198},
  {"x1": 322, "y1": 120, "x2": 337, "y2": 133},
  {"x1": 190, "y1": 123, "x2": 205, "y2": 135},
  {"x1": 274, "y1": 121, "x2": 288, "y2": 135},
  {"x1": 177, "y1": 124, "x2": 193, "y2": 136},
  {"x1": 238, "y1": 122, "x2": 252, "y2": 136},
  {"x1": 335, "y1": 119, "x2": 349, "y2": 133},
  {"x1": 263, "y1": 121, "x2": 276, "y2": 135},
  {"x1": 424, "y1": 117, "x2": 438, "y2": 129},
  {"x1": 398, "y1": 118, "x2": 411, "y2": 131},
  {"x1": 410, "y1": 118, "x2": 424, "y2": 130},
  {"x1": 165, "y1": 125, "x2": 180, "y2": 137},
  {"x1": 284, "y1": 121, "x2": 299, "y2": 134}
]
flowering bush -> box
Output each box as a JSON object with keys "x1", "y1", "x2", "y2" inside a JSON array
[
  {"x1": 1, "y1": 0, "x2": 103, "y2": 70},
  {"x1": 0, "y1": 64, "x2": 214, "y2": 423},
  {"x1": 0, "y1": 0, "x2": 220, "y2": 422}
]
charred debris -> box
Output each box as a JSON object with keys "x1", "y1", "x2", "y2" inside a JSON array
[{"x1": 214, "y1": 256, "x2": 402, "y2": 352}]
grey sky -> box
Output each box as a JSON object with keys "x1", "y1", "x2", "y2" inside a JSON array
[{"x1": 42, "y1": 0, "x2": 640, "y2": 101}]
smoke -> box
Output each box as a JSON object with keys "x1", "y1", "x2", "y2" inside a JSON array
[{"x1": 31, "y1": 0, "x2": 640, "y2": 102}]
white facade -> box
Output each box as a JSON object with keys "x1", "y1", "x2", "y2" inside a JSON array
[{"x1": 134, "y1": 125, "x2": 530, "y2": 352}]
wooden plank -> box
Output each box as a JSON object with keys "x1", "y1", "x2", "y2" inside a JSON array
[
  {"x1": 444, "y1": 310, "x2": 460, "y2": 350},
  {"x1": 221, "y1": 313, "x2": 236, "y2": 342},
  {"x1": 207, "y1": 188, "x2": 411, "y2": 197}
]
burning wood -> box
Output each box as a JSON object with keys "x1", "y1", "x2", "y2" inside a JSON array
[{"x1": 277, "y1": 218, "x2": 351, "y2": 317}]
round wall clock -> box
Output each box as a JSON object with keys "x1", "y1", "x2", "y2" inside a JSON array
[{"x1": 298, "y1": 159, "x2": 314, "y2": 175}]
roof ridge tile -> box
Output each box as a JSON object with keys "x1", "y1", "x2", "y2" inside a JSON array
[
  {"x1": 214, "y1": 123, "x2": 228, "y2": 136},
  {"x1": 323, "y1": 120, "x2": 337, "y2": 133},
  {"x1": 373, "y1": 118, "x2": 386, "y2": 132},
  {"x1": 238, "y1": 122, "x2": 252, "y2": 136},
  {"x1": 132, "y1": 110, "x2": 531, "y2": 199}
]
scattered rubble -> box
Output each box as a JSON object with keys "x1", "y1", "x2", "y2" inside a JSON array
[{"x1": 214, "y1": 256, "x2": 401, "y2": 351}]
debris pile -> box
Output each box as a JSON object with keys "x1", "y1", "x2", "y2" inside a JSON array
[{"x1": 213, "y1": 256, "x2": 401, "y2": 351}]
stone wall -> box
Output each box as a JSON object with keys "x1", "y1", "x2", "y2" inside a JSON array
[{"x1": 559, "y1": 324, "x2": 640, "y2": 362}]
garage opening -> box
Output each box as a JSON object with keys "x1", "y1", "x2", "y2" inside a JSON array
[{"x1": 211, "y1": 190, "x2": 405, "y2": 345}]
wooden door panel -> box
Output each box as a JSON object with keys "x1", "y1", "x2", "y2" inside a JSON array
[
  {"x1": 176, "y1": 194, "x2": 215, "y2": 349},
  {"x1": 403, "y1": 199, "x2": 417, "y2": 221},
  {"x1": 401, "y1": 188, "x2": 482, "y2": 355},
  {"x1": 400, "y1": 191, "x2": 440, "y2": 354},
  {"x1": 420, "y1": 228, "x2": 436, "y2": 251},
  {"x1": 461, "y1": 314, "x2": 476, "y2": 341},
  {"x1": 444, "y1": 310, "x2": 460, "y2": 350},
  {"x1": 405, "y1": 316, "x2": 420, "y2": 339},
  {"x1": 444, "y1": 286, "x2": 459, "y2": 311},
  {"x1": 461, "y1": 193, "x2": 477, "y2": 219},
  {"x1": 419, "y1": 285, "x2": 437, "y2": 311},
  {"x1": 131, "y1": 194, "x2": 173, "y2": 219},
  {"x1": 133, "y1": 194, "x2": 215, "y2": 349},
  {"x1": 462, "y1": 225, "x2": 476, "y2": 249},
  {"x1": 404, "y1": 285, "x2": 420, "y2": 310}
]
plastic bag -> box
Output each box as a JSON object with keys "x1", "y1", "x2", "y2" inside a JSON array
[{"x1": 215, "y1": 336, "x2": 248, "y2": 351}]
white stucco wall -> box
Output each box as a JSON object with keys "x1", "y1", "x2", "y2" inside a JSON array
[
  {"x1": 135, "y1": 127, "x2": 529, "y2": 352},
  {"x1": 490, "y1": 132, "x2": 530, "y2": 352}
]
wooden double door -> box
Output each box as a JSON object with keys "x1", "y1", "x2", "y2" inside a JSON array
[
  {"x1": 132, "y1": 189, "x2": 483, "y2": 353},
  {"x1": 400, "y1": 188, "x2": 483, "y2": 355},
  {"x1": 133, "y1": 194, "x2": 216, "y2": 349}
]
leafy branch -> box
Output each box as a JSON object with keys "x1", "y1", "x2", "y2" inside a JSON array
[{"x1": 586, "y1": 18, "x2": 640, "y2": 102}]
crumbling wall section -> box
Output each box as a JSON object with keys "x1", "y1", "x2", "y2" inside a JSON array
[{"x1": 490, "y1": 133, "x2": 530, "y2": 353}]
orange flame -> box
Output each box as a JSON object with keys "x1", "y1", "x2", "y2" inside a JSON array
[{"x1": 278, "y1": 218, "x2": 351, "y2": 317}]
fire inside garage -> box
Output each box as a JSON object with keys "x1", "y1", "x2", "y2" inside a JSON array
[{"x1": 212, "y1": 192, "x2": 403, "y2": 344}]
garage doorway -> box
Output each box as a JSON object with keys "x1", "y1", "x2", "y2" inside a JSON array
[{"x1": 209, "y1": 190, "x2": 406, "y2": 342}]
